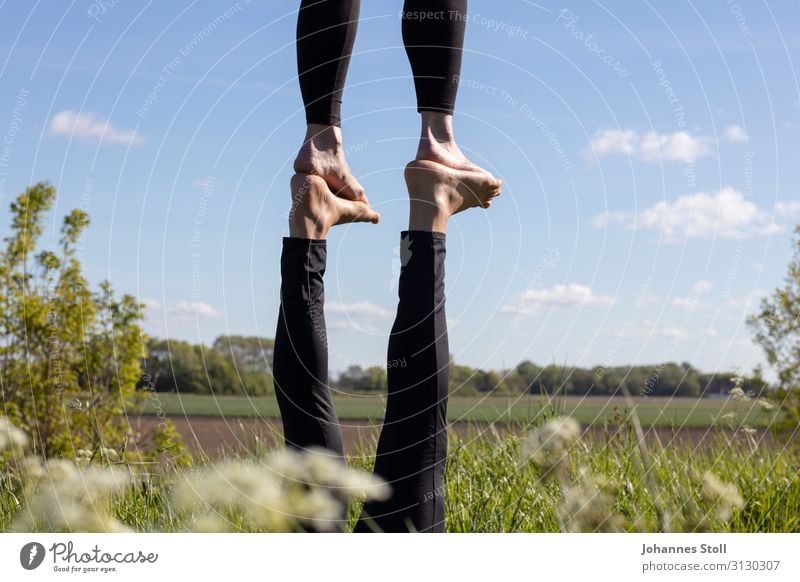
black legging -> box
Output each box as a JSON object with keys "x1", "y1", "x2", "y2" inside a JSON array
[
  {"x1": 277, "y1": 0, "x2": 463, "y2": 533},
  {"x1": 297, "y1": 0, "x2": 468, "y2": 125},
  {"x1": 273, "y1": 232, "x2": 450, "y2": 532},
  {"x1": 354, "y1": 231, "x2": 449, "y2": 532}
]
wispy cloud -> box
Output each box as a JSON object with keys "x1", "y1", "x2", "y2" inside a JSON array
[
  {"x1": 586, "y1": 129, "x2": 711, "y2": 162},
  {"x1": 721, "y1": 124, "x2": 748, "y2": 143},
  {"x1": 326, "y1": 301, "x2": 391, "y2": 334},
  {"x1": 328, "y1": 320, "x2": 382, "y2": 334},
  {"x1": 140, "y1": 299, "x2": 222, "y2": 339},
  {"x1": 143, "y1": 299, "x2": 221, "y2": 322},
  {"x1": 776, "y1": 200, "x2": 800, "y2": 218},
  {"x1": 327, "y1": 301, "x2": 391, "y2": 319},
  {"x1": 49, "y1": 110, "x2": 144, "y2": 146},
  {"x1": 591, "y1": 187, "x2": 781, "y2": 241},
  {"x1": 500, "y1": 283, "x2": 613, "y2": 318},
  {"x1": 668, "y1": 282, "x2": 712, "y2": 309},
  {"x1": 660, "y1": 327, "x2": 689, "y2": 340}
]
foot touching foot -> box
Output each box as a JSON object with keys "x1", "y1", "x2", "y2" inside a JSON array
[
  {"x1": 414, "y1": 112, "x2": 502, "y2": 184},
  {"x1": 404, "y1": 159, "x2": 502, "y2": 233},
  {"x1": 293, "y1": 124, "x2": 367, "y2": 203},
  {"x1": 416, "y1": 134, "x2": 484, "y2": 173},
  {"x1": 289, "y1": 173, "x2": 380, "y2": 239}
]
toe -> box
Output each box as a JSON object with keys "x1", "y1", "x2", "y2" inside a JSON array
[{"x1": 336, "y1": 198, "x2": 380, "y2": 226}]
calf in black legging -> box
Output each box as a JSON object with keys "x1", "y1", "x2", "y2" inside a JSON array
[{"x1": 274, "y1": 0, "x2": 502, "y2": 533}]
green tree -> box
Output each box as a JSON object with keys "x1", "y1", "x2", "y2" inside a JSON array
[
  {"x1": 212, "y1": 335, "x2": 275, "y2": 395},
  {"x1": 748, "y1": 226, "x2": 800, "y2": 428},
  {"x1": 336, "y1": 365, "x2": 387, "y2": 392},
  {"x1": 0, "y1": 183, "x2": 146, "y2": 457},
  {"x1": 515, "y1": 360, "x2": 542, "y2": 394},
  {"x1": 144, "y1": 338, "x2": 207, "y2": 394}
]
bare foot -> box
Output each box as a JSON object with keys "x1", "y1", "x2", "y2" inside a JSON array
[
  {"x1": 404, "y1": 159, "x2": 502, "y2": 233},
  {"x1": 415, "y1": 112, "x2": 501, "y2": 182},
  {"x1": 289, "y1": 173, "x2": 379, "y2": 239},
  {"x1": 293, "y1": 124, "x2": 367, "y2": 203}
]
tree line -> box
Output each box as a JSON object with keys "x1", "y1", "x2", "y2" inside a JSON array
[{"x1": 140, "y1": 335, "x2": 766, "y2": 398}]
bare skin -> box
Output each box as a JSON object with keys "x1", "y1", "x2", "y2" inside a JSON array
[
  {"x1": 288, "y1": 172, "x2": 380, "y2": 240},
  {"x1": 293, "y1": 124, "x2": 367, "y2": 203},
  {"x1": 404, "y1": 159, "x2": 502, "y2": 233},
  {"x1": 293, "y1": 113, "x2": 501, "y2": 206},
  {"x1": 415, "y1": 111, "x2": 489, "y2": 174}
]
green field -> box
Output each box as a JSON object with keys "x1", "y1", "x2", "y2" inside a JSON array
[{"x1": 141, "y1": 393, "x2": 775, "y2": 428}]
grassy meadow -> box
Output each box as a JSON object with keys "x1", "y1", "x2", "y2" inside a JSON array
[
  {"x1": 141, "y1": 392, "x2": 776, "y2": 428},
  {"x1": 3, "y1": 393, "x2": 798, "y2": 533}
]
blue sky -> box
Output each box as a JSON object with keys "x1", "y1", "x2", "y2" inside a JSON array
[{"x1": 1, "y1": 1, "x2": 798, "y2": 378}]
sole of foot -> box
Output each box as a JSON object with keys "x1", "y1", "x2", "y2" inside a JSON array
[
  {"x1": 289, "y1": 173, "x2": 379, "y2": 240},
  {"x1": 404, "y1": 160, "x2": 502, "y2": 232}
]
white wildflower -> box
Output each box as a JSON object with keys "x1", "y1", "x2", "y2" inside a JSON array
[
  {"x1": 729, "y1": 387, "x2": 747, "y2": 401},
  {"x1": 22, "y1": 457, "x2": 47, "y2": 480},
  {"x1": 74, "y1": 449, "x2": 94, "y2": 467},
  {"x1": 520, "y1": 416, "x2": 582, "y2": 473},
  {"x1": 268, "y1": 447, "x2": 390, "y2": 501},
  {"x1": 190, "y1": 512, "x2": 232, "y2": 533},
  {"x1": 0, "y1": 416, "x2": 29, "y2": 452},
  {"x1": 11, "y1": 461, "x2": 132, "y2": 532},
  {"x1": 173, "y1": 460, "x2": 292, "y2": 532},
  {"x1": 702, "y1": 472, "x2": 745, "y2": 522},
  {"x1": 559, "y1": 467, "x2": 624, "y2": 533},
  {"x1": 757, "y1": 399, "x2": 775, "y2": 412},
  {"x1": 174, "y1": 449, "x2": 389, "y2": 532}
]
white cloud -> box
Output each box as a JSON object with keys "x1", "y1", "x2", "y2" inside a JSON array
[
  {"x1": 140, "y1": 299, "x2": 221, "y2": 338},
  {"x1": 592, "y1": 187, "x2": 782, "y2": 241},
  {"x1": 660, "y1": 327, "x2": 689, "y2": 340},
  {"x1": 589, "y1": 211, "x2": 633, "y2": 229},
  {"x1": 724, "y1": 289, "x2": 767, "y2": 310},
  {"x1": 143, "y1": 299, "x2": 221, "y2": 321},
  {"x1": 692, "y1": 280, "x2": 713, "y2": 294},
  {"x1": 638, "y1": 130, "x2": 711, "y2": 162},
  {"x1": 671, "y1": 297, "x2": 699, "y2": 309},
  {"x1": 668, "y1": 283, "x2": 710, "y2": 309},
  {"x1": 586, "y1": 129, "x2": 638, "y2": 156},
  {"x1": 327, "y1": 301, "x2": 391, "y2": 319},
  {"x1": 721, "y1": 124, "x2": 748, "y2": 143},
  {"x1": 776, "y1": 200, "x2": 800, "y2": 218},
  {"x1": 328, "y1": 321, "x2": 376, "y2": 333},
  {"x1": 500, "y1": 283, "x2": 613, "y2": 317},
  {"x1": 49, "y1": 110, "x2": 144, "y2": 146},
  {"x1": 586, "y1": 129, "x2": 710, "y2": 162},
  {"x1": 638, "y1": 188, "x2": 779, "y2": 240},
  {"x1": 169, "y1": 301, "x2": 221, "y2": 318},
  {"x1": 141, "y1": 298, "x2": 161, "y2": 310}
]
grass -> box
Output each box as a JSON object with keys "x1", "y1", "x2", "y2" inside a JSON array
[
  {"x1": 6, "y1": 425, "x2": 795, "y2": 533},
  {"x1": 2, "y1": 416, "x2": 798, "y2": 533},
  {"x1": 141, "y1": 392, "x2": 775, "y2": 428},
  {"x1": 3, "y1": 394, "x2": 794, "y2": 533}
]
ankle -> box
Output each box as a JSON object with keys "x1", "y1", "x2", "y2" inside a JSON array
[
  {"x1": 304, "y1": 123, "x2": 343, "y2": 152},
  {"x1": 408, "y1": 199, "x2": 449, "y2": 233},
  {"x1": 289, "y1": 216, "x2": 327, "y2": 239},
  {"x1": 419, "y1": 111, "x2": 456, "y2": 146}
]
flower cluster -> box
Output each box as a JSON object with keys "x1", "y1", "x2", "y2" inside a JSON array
[{"x1": 173, "y1": 447, "x2": 390, "y2": 532}]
